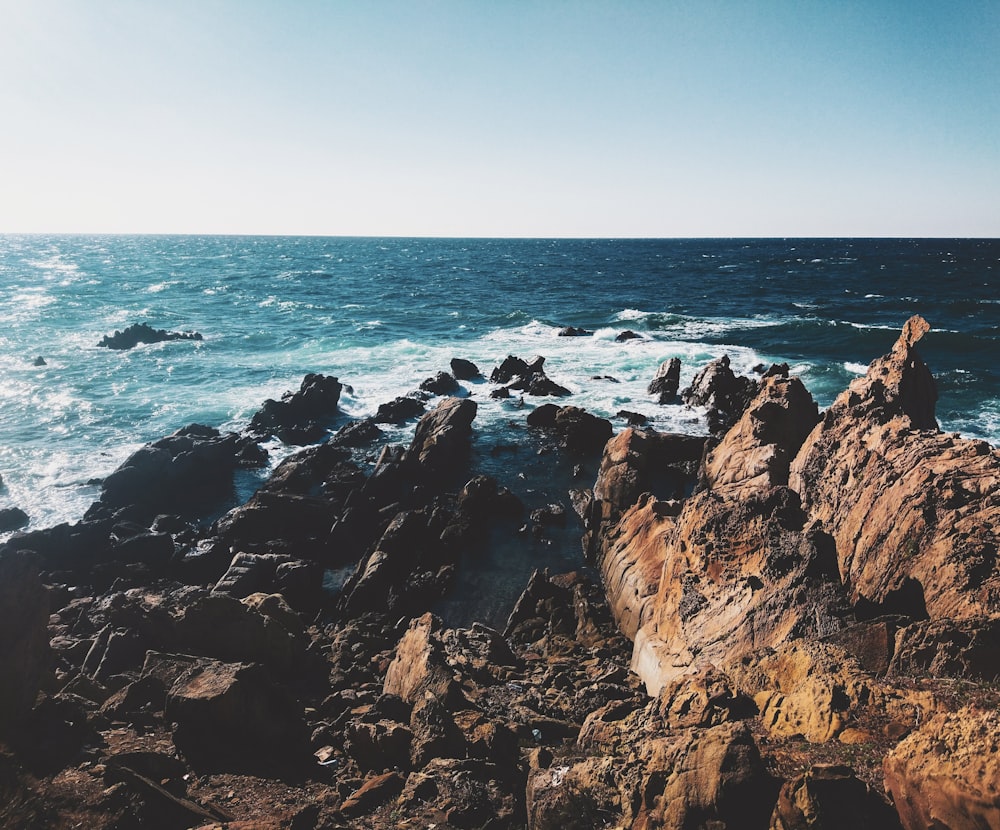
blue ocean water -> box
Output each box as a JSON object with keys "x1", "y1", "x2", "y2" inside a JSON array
[{"x1": 1, "y1": 235, "x2": 998, "y2": 542}]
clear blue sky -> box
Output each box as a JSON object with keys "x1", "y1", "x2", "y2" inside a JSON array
[{"x1": 1, "y1": 1, "x2": 997, "y2": 236}]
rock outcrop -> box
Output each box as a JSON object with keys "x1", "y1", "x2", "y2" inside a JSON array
[
  {"x1": 648, "y1": 357, "x2": 681, "y2": 403},
  {"x1": 790, "y1": 315, "x2": 1000, "y2": 620},
  {"x1": 0, "y1": 551, "x2": 50, "y2": 738},
  {"x1": 247, "y1": 373, "x2": 344, "y2": 444},
  {"x1": 884, "y1": 706, "x2": 1000, "y2": 830},
  {"x1": 97, "y1": 322, "x2": 203, "y2": 350}
]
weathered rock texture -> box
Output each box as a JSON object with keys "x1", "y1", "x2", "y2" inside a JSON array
[
  {"x1": 790, "y1": 315, "x2": 1000, "y2": 620},
  {"x1": 884, "y1": 706, "x2": 1000, "y2": 830}
]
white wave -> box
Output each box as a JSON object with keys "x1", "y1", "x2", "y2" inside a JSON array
[
  {"x1": 843, "y1": 361, "x2": 869, "y2": 375},
  {"x1": 614, "y1": 308, "x2": 651, "y2": 321}
]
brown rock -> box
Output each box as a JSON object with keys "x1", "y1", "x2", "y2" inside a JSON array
[
  {"x1": 770, "y1": 764, "x2": 901, "y2": 830},
  {"x1": 789, "y1": 315, "x2": 1000, "y2": 620},
  {"x1": 339, "y1": 771, "x2": 405, "y2": 818},
  {"x1": 526, "y1": 755, "x2": 624, "y2": 830},
  {"x1": 383, "y1": 613, "x2": 458, "y2": 705},
  {"x1": 888, "y1": 616, "x2": 1000, "y2": 680},
  {"x1": 702, "y1": 375, "x2": 819, "y2": 499},
  {"x1": 883, "y1": 706, "x2": 1000, "y2": 830},
  {"x1": 630, "y1": 488, "x2": 846, "y2": 695},
  {"x1": 656, "y1": 666, "x2": 755, "y2": 729},
  {"x1": 728, "y1": 641, "x2": 871, "y2": 743}
]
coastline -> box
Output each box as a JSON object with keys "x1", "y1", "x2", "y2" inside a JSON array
[{"x1": 2, "y1": 315, "x2": 999, "y2": 827}]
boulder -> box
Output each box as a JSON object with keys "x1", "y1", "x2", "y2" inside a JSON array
[
  {"x1": 789, "y1": 315, "x2": 1000, "y2": 620},
  {"x1": 615, "y1": 330, "x2": 642, "y2": 342},
  {"x1": 0, "y1": 551, "x2": 50, "y2": 738},
  {"x1": 247, "y1": 373, "x2": 343, "y2": 444},
  {"x1": 527, "y1": 405, "x2": 613, "y2": 455},
  {"x1": 888, "y1": 617, "x2": 1000, "y2": 680},
  {"x1": 648, "y1": 357, "x2": 681, "y2": 403},
  {"x1": 97, "y1": 322, "x2": 203, "y2": 350},
  {"x1": 0, "y1": 506, "x2": 29, "y2": 532},
  {"x1": 771, "y1": 765, "x2": 901, "y2": 830},
  {"x1": 94, "y1": 424, "x2": 266, "y2": 523},
  {"x1": 558, "y1": 326, "x2": 592, "y2": 337},
  {"x1": 408, "y1": 396, "x2": 477, "y2": 473},
  {"x1": 884, "y1": 706, "x2": 1000, "y2": 830},
  {"x1": 629, "y1": 488, "x2": 847, "y2": 695},
  {"x1": 450, "y1": 357, "x2": 482, "y2": 379},
  {"x1": 165, "y1": 659, "x2": 309, "y2": 772},
  {"x1": 491, "y1": 354, "x2": 571, "y2": 397},
  {"x1": 339, "y1": 771, "x2": 405, "y2": 818},
  {"x1": 681, "y1": 354, "x2": 758, "y2": 433},
  {"x1": 419, "y1": 371, "x2": 460, "y2": 396},
  {"x1": 373, "y1": 395, "x2": 426, "y2": 424},
  {"x1": 726, "y1": 641, "x2": 872, "y2": 743},
  {"x1": 383, "y1": 613, "x2": 459, "y2": 705},
  {"x1": 172, "y1": 593, "x2": 308, "y2": 676}
]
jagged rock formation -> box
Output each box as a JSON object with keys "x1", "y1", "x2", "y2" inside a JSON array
[
  {"x1": 790, "y1": 316, "x2": 1000, "y2": 620},
  {"x1": 97, "y1": 322, "x2": 203, "y2": 350},
  {"x1": 4, "y1": 319, "x2": 1000, "y2": 830}
]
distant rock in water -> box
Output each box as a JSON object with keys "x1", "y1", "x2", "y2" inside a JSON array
[
  {"x1": 31, "y1": 356, "x2": 46, "y2": 367},
  {"x1": 615, "y1": 329, "x2": 642, "y2": 342},
  {"x1": 558, "y1": 326, "x2": 592, "y2": 337},
  {"x1": 97, "y1": 322, "x2": 203, "y2": 350}
]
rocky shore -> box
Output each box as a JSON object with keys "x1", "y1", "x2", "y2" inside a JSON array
[{"x1": 1, "y1": 315, "x2": 998, "y2": 829}]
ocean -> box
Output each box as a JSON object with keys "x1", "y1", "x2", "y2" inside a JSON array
[{"x1": 1, "y1": 235, "x2": 998, "y2": 550}]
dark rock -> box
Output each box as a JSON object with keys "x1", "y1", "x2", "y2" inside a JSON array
[
  {"x1": 648, "y1": 357, "x2": 681, "y2": 403},
  {"x1": 97, "y1": 322, "x2": 204, "y2": 350},
  {"x1": 681, "y1": 354, "x2": 758, "y2": 433},
  {"x1": 94, "y1": 424, "x2": 266, "y2": 524},
  {"x1": 330, "y1": 417, "x2": 383, "y2": 447},
  {"x1": 888, "y1": 617, "x2": 1000, "y2": 681},
  {"x1": 0, "y1": 507, "x2": 29, "y2": 532},
  {"x1": 615, "y1": 329, "x2": 642, "y2": 342},
  {"x1": 419, "y1": 371, "x2": 460, "y2": 396},
  {"x1": 490, "y1": 355, "x2": 533, "y2": 384},
  {"x1": 0, "y1": 551, "x2": 51, "y2": 738},
  {"x1": 248, "y1": 373, "x2": 343, "y2": 444},
  {"x1": 450, "y1": 357, "x2": 482, "y2": 380},
  {"x1": 374, "y1": 395, "x2": 426, "y2": 424},
  {"x1": 32, "y1": 356, "x2": 46, "y2": 366},
  {"x1": 616, "y1": 410, "x2": 647, "y2": 426},
  {"x1": 165, "y1": 659, "x2": 310, "y2": 772},
  {"x1": 528, "y1": 405, "x2": 612, "y2": 455},
  {"x1": 489, "y1": 387, "x2": 512, "y2": 399},
  {"x1": 558, "y1": 326, "x2": 592, "y2": 337},
  {"x1": 772, "y1": 765, "x2": 902, "y2": 830},
  {"x1": 408, "y1": 397, "x2": 478, "y2": 473}
]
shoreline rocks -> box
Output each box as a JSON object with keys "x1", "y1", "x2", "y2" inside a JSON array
[{"x1": 3, "y1": 323, "x2": 1000, "y2": 829}]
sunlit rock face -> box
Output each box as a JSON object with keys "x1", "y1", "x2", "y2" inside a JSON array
[{"x1": 790, "y1": 315, "x2": 1000, "y2": 621}]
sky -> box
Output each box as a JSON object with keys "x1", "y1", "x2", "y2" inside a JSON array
[{"x1": 0, "y1": 1, "x2": 998, "y2": 237}]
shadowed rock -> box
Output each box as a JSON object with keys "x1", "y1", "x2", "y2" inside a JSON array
[{"x1": 98, "y1": 322, "x2": 203, "y2": 350}]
